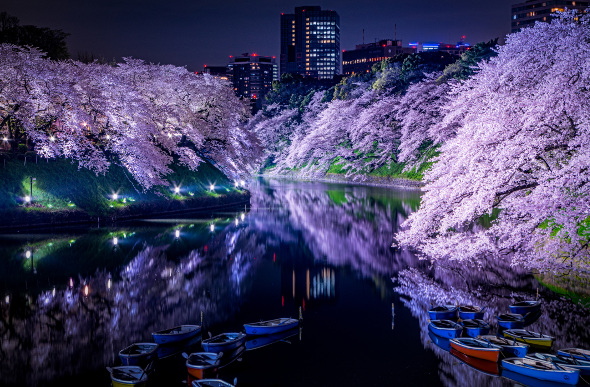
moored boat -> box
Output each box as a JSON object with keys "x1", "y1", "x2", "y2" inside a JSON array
[
  {"x1": 459, "y1": 319, "x2": 491, "y2": 337},
  {"x1": 528, "y1": 353, "x2": 590, "y2": 376},
  {"x1": 497, "y1": 313, "x2": 525, "y2": 329},
  {"x1": 502, "y1": 369, "x2": 574, "y2": 387},
  {"x1": 428, "y1": 330, "x2": 451, "y2": 352},
  {"x1": 184, "y1": 351, "x2": 222, "y2": 379},
  {"x1": 152, "y1": 324, "x2": 201, "y2": 345},
  {"x1": 450, "y1": 348, "x2": 500, "y2": 376},
  {"x1": 243, "y1": 317, "x2": 299, "y2": 335},
  {"x1": 503, "y1": 329, "x2": 554, "y2": 350},
  {"x1": 557, "y1": 348, "x2": 590, "y2": 361},
  {"x1": 458, "y1": 305, "x2": 485, "y2": 319},
  {"x1": 202, "y1": 332, "x2": 246, "y2": 353},
  {"x1": 478, "y1": 335, "x2": 528, "y2": 358},
  {"x1": 192, "y1": 380, "x2": 235, "y2": 387},
  {"x1": 428, "y1": 320, "x2": 462, "y2": 338},
  {"x1": 428, "y1": 305, "x2": 457, "y2": 320},
  {"x1": 245, "y1": 327, "x2": 299, "y2": 351},
  {"x1": 509, "y1": 300, "x2": 542, "y2": 315},
  {"x1": 450, "y1": 337, "x2": 501, "y2": 362},
  {"x1": 501, "y1": 357, "x2": 579, "y2": 385},
  {"x1": 107, "y1": 366, "x2": 148, "y2": 387},
  {"x1": 119, "y1": 343, "x2": 159, "y2": 367}
]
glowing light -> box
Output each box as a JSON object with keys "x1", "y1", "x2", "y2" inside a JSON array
[
  {"x1": 107, "y1": 278, "x2": 111, "y2": 290},
  {"x1": 209, "y1": 184, "x2": 215, "y2": 191},
  {"x1": 50, "y1": 136, "x2": 55, "y2": 142},
  {"x1": 113, "y1": 237, "x2": 118, "y2": 245},
  {"x1": 84, "y1": 285, "x2": 89, "y2": 297},
  {"x1": 4, "y1": 295, "x2": 8, "y2": 304},
  {"x1": 240, "y1": 213, "x2": 245, "y2": 221},
  {"x1": 2, "y1": 137, "x2": 7, "y2": 142},
  {"x1": 240, "y1": 180, "x2": 245, "y2": 187},
  {"x1": 175, "y1": 229, "x2": 180, "y2": 238},
  {"x1": 106, "y1": 135, "x2": 111, "y2": 140},
  {"x1": 112, "y1": 193, "x2": 118, "y2": 200},
  {"x1": 234, "y1": 181, "x2": 238, "y2": 187},
  {"x1": 52, "y1": 287, "x2": 56, "y2": 297},
  {"x1": 174, "y1": 186, "x2": 180, "y2": 194},
  {"x1": 24, "y1": 196, "x2": 31, "y2": 203},
  {"x1": 69, "y1": 277, "x2": 73, "y2": 287},
  {"x1": 25, "y1": 250, "x2": 31, "y2": 258},
  {"x1": 235, "y1": 218, "x2": 239, "y2": 226},
  {"x1": 210, "y1": 224, "x2": 214, "y2": 232}
]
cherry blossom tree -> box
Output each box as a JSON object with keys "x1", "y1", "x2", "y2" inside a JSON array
[{"x1": 396, "y1": 10, "x2": 590, "y2": 274}]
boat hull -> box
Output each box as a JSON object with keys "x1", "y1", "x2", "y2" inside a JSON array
[
  {"x1": 428, "y1": 305, "x2": 457, "y2": 320},
  {"x1": 503, "y1": 330, "x2": 553, "y2": 350},
  {"x1": 460, "y1": 319, "x2": 491, "y2": 338},
  {"x1": 557, "y1": 348, "x2": 590, "y2": 361},
  {"x1": 428, "y1": 331, "x2": 451, "y2": 352},
  {"x1": 450, "y1": 348, "x2": 500, "y2": 376},
  {"x1": 498, "y1": 319, "x2": 525, "y2": 329},
  {"x1": 202, "y1": 333, "x2": 246, "y2": 354},
  {"x1": 152, "y1": 325, "x2": 201, "y2": 345},
  {"x1": 118, "y1": 343, "x2": 159, "y2": 367},
  {"x1": 108, "y1": 366, "x2": 148, "y2": 387},
  {"x1": 478, "y1": 335, "x2": 528, "y2": 358},
  {"x1": 509, "y1": 300, "x2": 541, "y2": 315},
  {"x1": 450, "y1": 338, "x2": 500, "y2": 362},
  {"x1": 428, "y1": 320, "x2": 462, "y2": 339},
  {"x1": 243, "y1": 318, "x2": 299, "y2": 335},
  {"x1": 502, "y1": 358, "x2": 579, "y2": 385}
]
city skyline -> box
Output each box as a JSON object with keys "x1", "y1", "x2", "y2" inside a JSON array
[{"x1": 4, "y1": 0, "x2": 517, "y2": 72}]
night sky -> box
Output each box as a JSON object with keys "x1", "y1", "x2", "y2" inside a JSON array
[{"x1": 3, "y1": 0, "x2": 516, "y2": 72}]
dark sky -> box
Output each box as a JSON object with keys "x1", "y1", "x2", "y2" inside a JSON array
[{"x1": 3, "y1": 0, "x2": 516, "y2": 72}]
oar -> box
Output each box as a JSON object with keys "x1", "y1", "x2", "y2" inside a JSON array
[
  {"x1": 182, "y1": 352, "x2": 189, "y2": 359},
  {"x1": 550, "y1": 359, "x2": 566, "y2": 371}
]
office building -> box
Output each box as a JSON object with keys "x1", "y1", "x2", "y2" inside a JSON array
[
  {"x1": 342, "y1": 39, "x2": 415, "y2": 76},
  {"x1": 406, "y1": 41, "x2": 470, "y2": 54},
  {"x1": 511, "y1": 0, "x2": 588, "y2": 33},
  {"x1": 280, "y1": 6, "x2": 341, "y2": 80},
  {"x1": 227, "y1": 53, "x2": 278, "y2": 111}
]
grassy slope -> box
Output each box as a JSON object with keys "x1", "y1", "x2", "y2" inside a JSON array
[{"x1": 0, "y1": 157, "x2": 238, "y2": 217}]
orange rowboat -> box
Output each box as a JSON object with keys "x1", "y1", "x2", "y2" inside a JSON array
[{"x1": 450, "y1": 337, "x2": 501, "y2": 362}]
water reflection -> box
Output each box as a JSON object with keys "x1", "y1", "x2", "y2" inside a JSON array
[{"x1": 0, "y1": 178, "x2": 588, "y2": 386}]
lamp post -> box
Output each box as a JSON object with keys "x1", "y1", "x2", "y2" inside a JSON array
[{"x1": 30, "y1": 177, "x2": 36, "y2": 204}]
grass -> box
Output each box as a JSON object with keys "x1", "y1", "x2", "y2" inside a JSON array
[
  {"x1": 0, "y1": 155, "x2": 238, "y2": 217},
  {"x1": 535, "y1": 272, "x2": 590, "y2": 308}
]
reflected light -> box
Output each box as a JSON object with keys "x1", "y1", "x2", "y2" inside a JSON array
[
  {"x1": 107, "y1": 278, "x2": 111, "y2": 290},
  {"x1": 210, "y1": 224, "x2": 214, "y2": 232},
  {"x1": 50, "y1": 136, "x2": 55, "y2": 142},
  {"x1": 175, "y1": 229, "x2": 180, "y2": 238},
  {"x1": 52, "y1": 287, "x2": 56, "y2": 297},
  {"x1": 240, "y1": 213, "x2": 245, "y2": 221},
  {"x1": 113, "y1": 237, "x2": 118, "y2": 245},
  {"x1": 25, "y1": 250, "x2": 31, "y2": 259},
  {"x1": 69, "y1": 277, "x2": 73, "y2": 288},
  {"x1": 84, "y1": 285, "x2": 89, "y2": 297},
  {"x1": 235, "y1": 218, "x2": 238, "y2": 226},
  {"x1": 4, "y1": 295, "x2": 8, "y2": 304}
]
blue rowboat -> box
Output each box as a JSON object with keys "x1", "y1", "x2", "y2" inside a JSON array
[
  {"x1": 428, "y1": 320, "x2": 462, "y2": 338},
  {"x1": 501, "y1": 357, "x2": 579, "y2": 385},
  {"x1": 243, "y1": 318, "x2": 298, "y2": 335},
  {"x1": 478, "y1": 335, "x2": 528, "y2": 358},
  {"x1": 118, "y1": 343, "x2": 159, "y2": 367},
  {"x1": 458, "y1": 305, "x2": 485, "y2": 320},
  {"x1": 152, "y1": 324, "x2": 201, "y2": 345},
  {"x1": 245, "y1": 327, "x2": 299, "y2": 351},
  {"x1": 502, "y1": 369, "x2": 575, "y2": 387},
  {"x1": 202, "y1": 332, "x2": 246, "y2": 353},
  {"x1": 428, "y1": 305, "x2": 457, "y2": 320},
  {"x1": 528, "y1": 353, "x2": 590, "y2": 376},
  {"x1": 497, "y1": 313, "x2": 525, "y2": 329},
  {"x1": 523, "y1": 309, "x2": 542, "y2": 326},
  {"x1": 192, "y1": 380, "x2": 235, "y2": 387},
  {"x1": 509, "y1": 300, "x2": 541, "y2": 315},
  {"x1": 460, "y1": 319, "x2": 491, "y2": 337},
  {"x1": 428, "y1": 330, "x2": 451, "y2": 352},
  {"x1": 557, "y1": 348, "x2": 590, "y2": 362}
]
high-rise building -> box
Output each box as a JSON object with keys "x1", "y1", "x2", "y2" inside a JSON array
[
  {"x1": 280, "y1": 6, "x2": 341, "y2": 80},
  {"x1": 511, "y1": 1, "x2": 588, "y2": 33},
  {"x1": 342, "y1": 40, "x2": 414, "y2": 76},
  {"x1": 227, "y1": 53, "x2": 278, "y2": 111}
]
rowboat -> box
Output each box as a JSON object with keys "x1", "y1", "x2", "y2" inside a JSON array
[
  {"x1": 459, "y1": 319, "x2": 491, "y2": 337},
  {"x1": 478, "y1": 335, "x2": 529, "y2": 357},
  {"x1": 509, "y1": 300, "x2": 541, "y2": 315},
  {"x1": 245, "y1": 327, "x2": 299, "y2": 351},
  {"x1": 450, "y1": 348, "x2": 500, "y2": 376},
  {"x1": 107, "y1": 366, "x2": 148, "y2": 387},
  {"x1": 119, "y1": 343, "x2": 159, "y2": 366},
  {"x1": 501, "y1": 357, "x2": 579, "y2": 385},
  {"x1": 152, "y1": 324, "x2": 201, "y2": 345},
  {"x1": 458, "y1": 305, "x2": 485, "y2": 319},
  {"x1": 202, "y1": 332, "x2": 247, "y2": 353},
  {"x1": 497, "y1": 313, "x2": 525, "y2": 329},
  {"x1": 157, "y1": 335, "x2": 201, "y2": 359},
  {"x1": 449, "y1": 337, "x2": 501, "y2": 362},
  {"x1": 523, "y1": 309, "x2": 542, "y2": 326},
  {"x1": 502, "y1": 369, "x2": 575, "y2": 387},
  {"x1": 503, "y1": 329, "x2": 554, "y2": 350},
  {"x1": 244, "y1": 317, "x2": 299, "y2": 335},
  {"x1": 557, "y1": 348, "x2": 590, "y2": 361},
  {"x1": 428, "y1": 305, "x2": 457, "y2": 320},
  {"x1": 528, "y1": 353, "x2": 590, "y2": 375},
  {"x1": 428, "y1": 330, "x2": 451, "y2": 352},
  {"x1": 428, "y1": 320, "x2": 462, "y2": 338},
  {"x1": 184, "y1": 352, "x2": 222, "y2": 379},
  {"x1": 192, "y1": 380, "x2": 235, "y2": 387}
]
